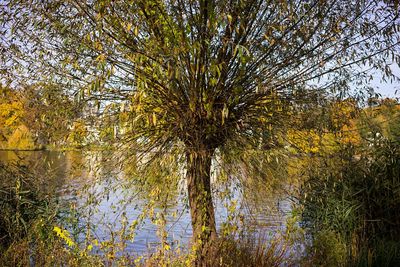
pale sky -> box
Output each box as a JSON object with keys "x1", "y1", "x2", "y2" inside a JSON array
[{"x1": 371, "y1": 63, "x2": 400, "y2": 99}]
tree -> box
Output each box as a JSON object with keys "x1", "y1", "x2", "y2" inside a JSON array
[
  {"x1": 364, "y1": 98, "x2": 400, "y2": 144},
  {"x1": 0, "y1": 85, "x2": 24, "y2": 140},
  {"x1": 0, "y1": 84, "x2": 38, "y2": 150},
  {"x1": 1, "y1": 0, "x2": 399, "y2": 262},
  {"x1": 0, "y1": 83, "x2": 81, "y2": 149},
  {"x1": 21, "y1": 83, "x2": 82, "y2": 147}
]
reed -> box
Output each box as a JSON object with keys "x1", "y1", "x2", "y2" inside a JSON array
[{"x1": 300, "y1": 139, "x2": 400, "y2": 266}]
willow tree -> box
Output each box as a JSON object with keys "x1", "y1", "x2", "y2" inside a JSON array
[{"x1": 1, "y1": 0, "x2": 399, "y2": 259}]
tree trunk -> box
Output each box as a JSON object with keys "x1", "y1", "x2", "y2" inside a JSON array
[{"x1": 186, "y1": 148, "x2": 217, "y2": 265}]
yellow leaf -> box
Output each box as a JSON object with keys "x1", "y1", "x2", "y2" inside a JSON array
[
  {"x1": 227, "y1": 14, "x2": 232, "y2": 24},
  {"x1": 96, "y1": 53, "x2": 106, "y2": 62},
  {"x1": 94, "y1": 42, "x2": 103, "y2": 51},
  {"x1": 126, "y1": 22, "x2": 132, "y2": 32}
]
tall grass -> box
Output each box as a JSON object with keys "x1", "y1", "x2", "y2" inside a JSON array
[
  {"x1": 0, "y1": 162, "x2": 52, "y2": 246},
  {"x1": 0, "y1": 161, "x2": 63, "y2": 266},
  {"x1": 141, "y1": 233, "x2": 296, "y2": 267},
  {"x1": 300, "y1": 139, "x2": 400, "y2": 266}
]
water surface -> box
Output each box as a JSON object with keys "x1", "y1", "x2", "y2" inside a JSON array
[{"x1": 0, "y1": 150, "x2": 293, "y2": 254}]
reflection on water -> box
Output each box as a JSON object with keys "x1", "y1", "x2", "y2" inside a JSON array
[{"x1": 0, "y1": 150, "x2": 292, "y2": 254}]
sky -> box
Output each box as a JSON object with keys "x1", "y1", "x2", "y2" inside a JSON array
[{"x1": 371, "y1": 63, "x2": 400, "y2": 99}]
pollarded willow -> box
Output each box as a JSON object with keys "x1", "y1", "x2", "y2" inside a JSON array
[{"x1": 1, "y1": 0, "x2": 399, "y2": 263}]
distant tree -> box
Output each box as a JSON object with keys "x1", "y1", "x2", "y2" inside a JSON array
[
  {"x1": 21, "y1": 83, "x2": 82, "y2": 147},
  {"x1": 389, "y1": 114, "x2": 400, "y2": 144},
  {"x1": 0, "y1": 85, "x2": 24, "y2": 139},
  {"x1": 1, "y1": 0, "x2": 399, "y2": 261},
  {"x1": 358, "y1": 98, "x2": 400, "y2": 144},
  {"x1": 0, "y1": 83, "x2": 82, "y2": 148},
  {"x1": 377, "y1": 98, "x2": 400, "y2": 144}
]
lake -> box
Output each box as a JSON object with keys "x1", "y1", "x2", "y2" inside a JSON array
[{"x1": 0, "y1": 150, "x2": 294, "y2": 255}]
